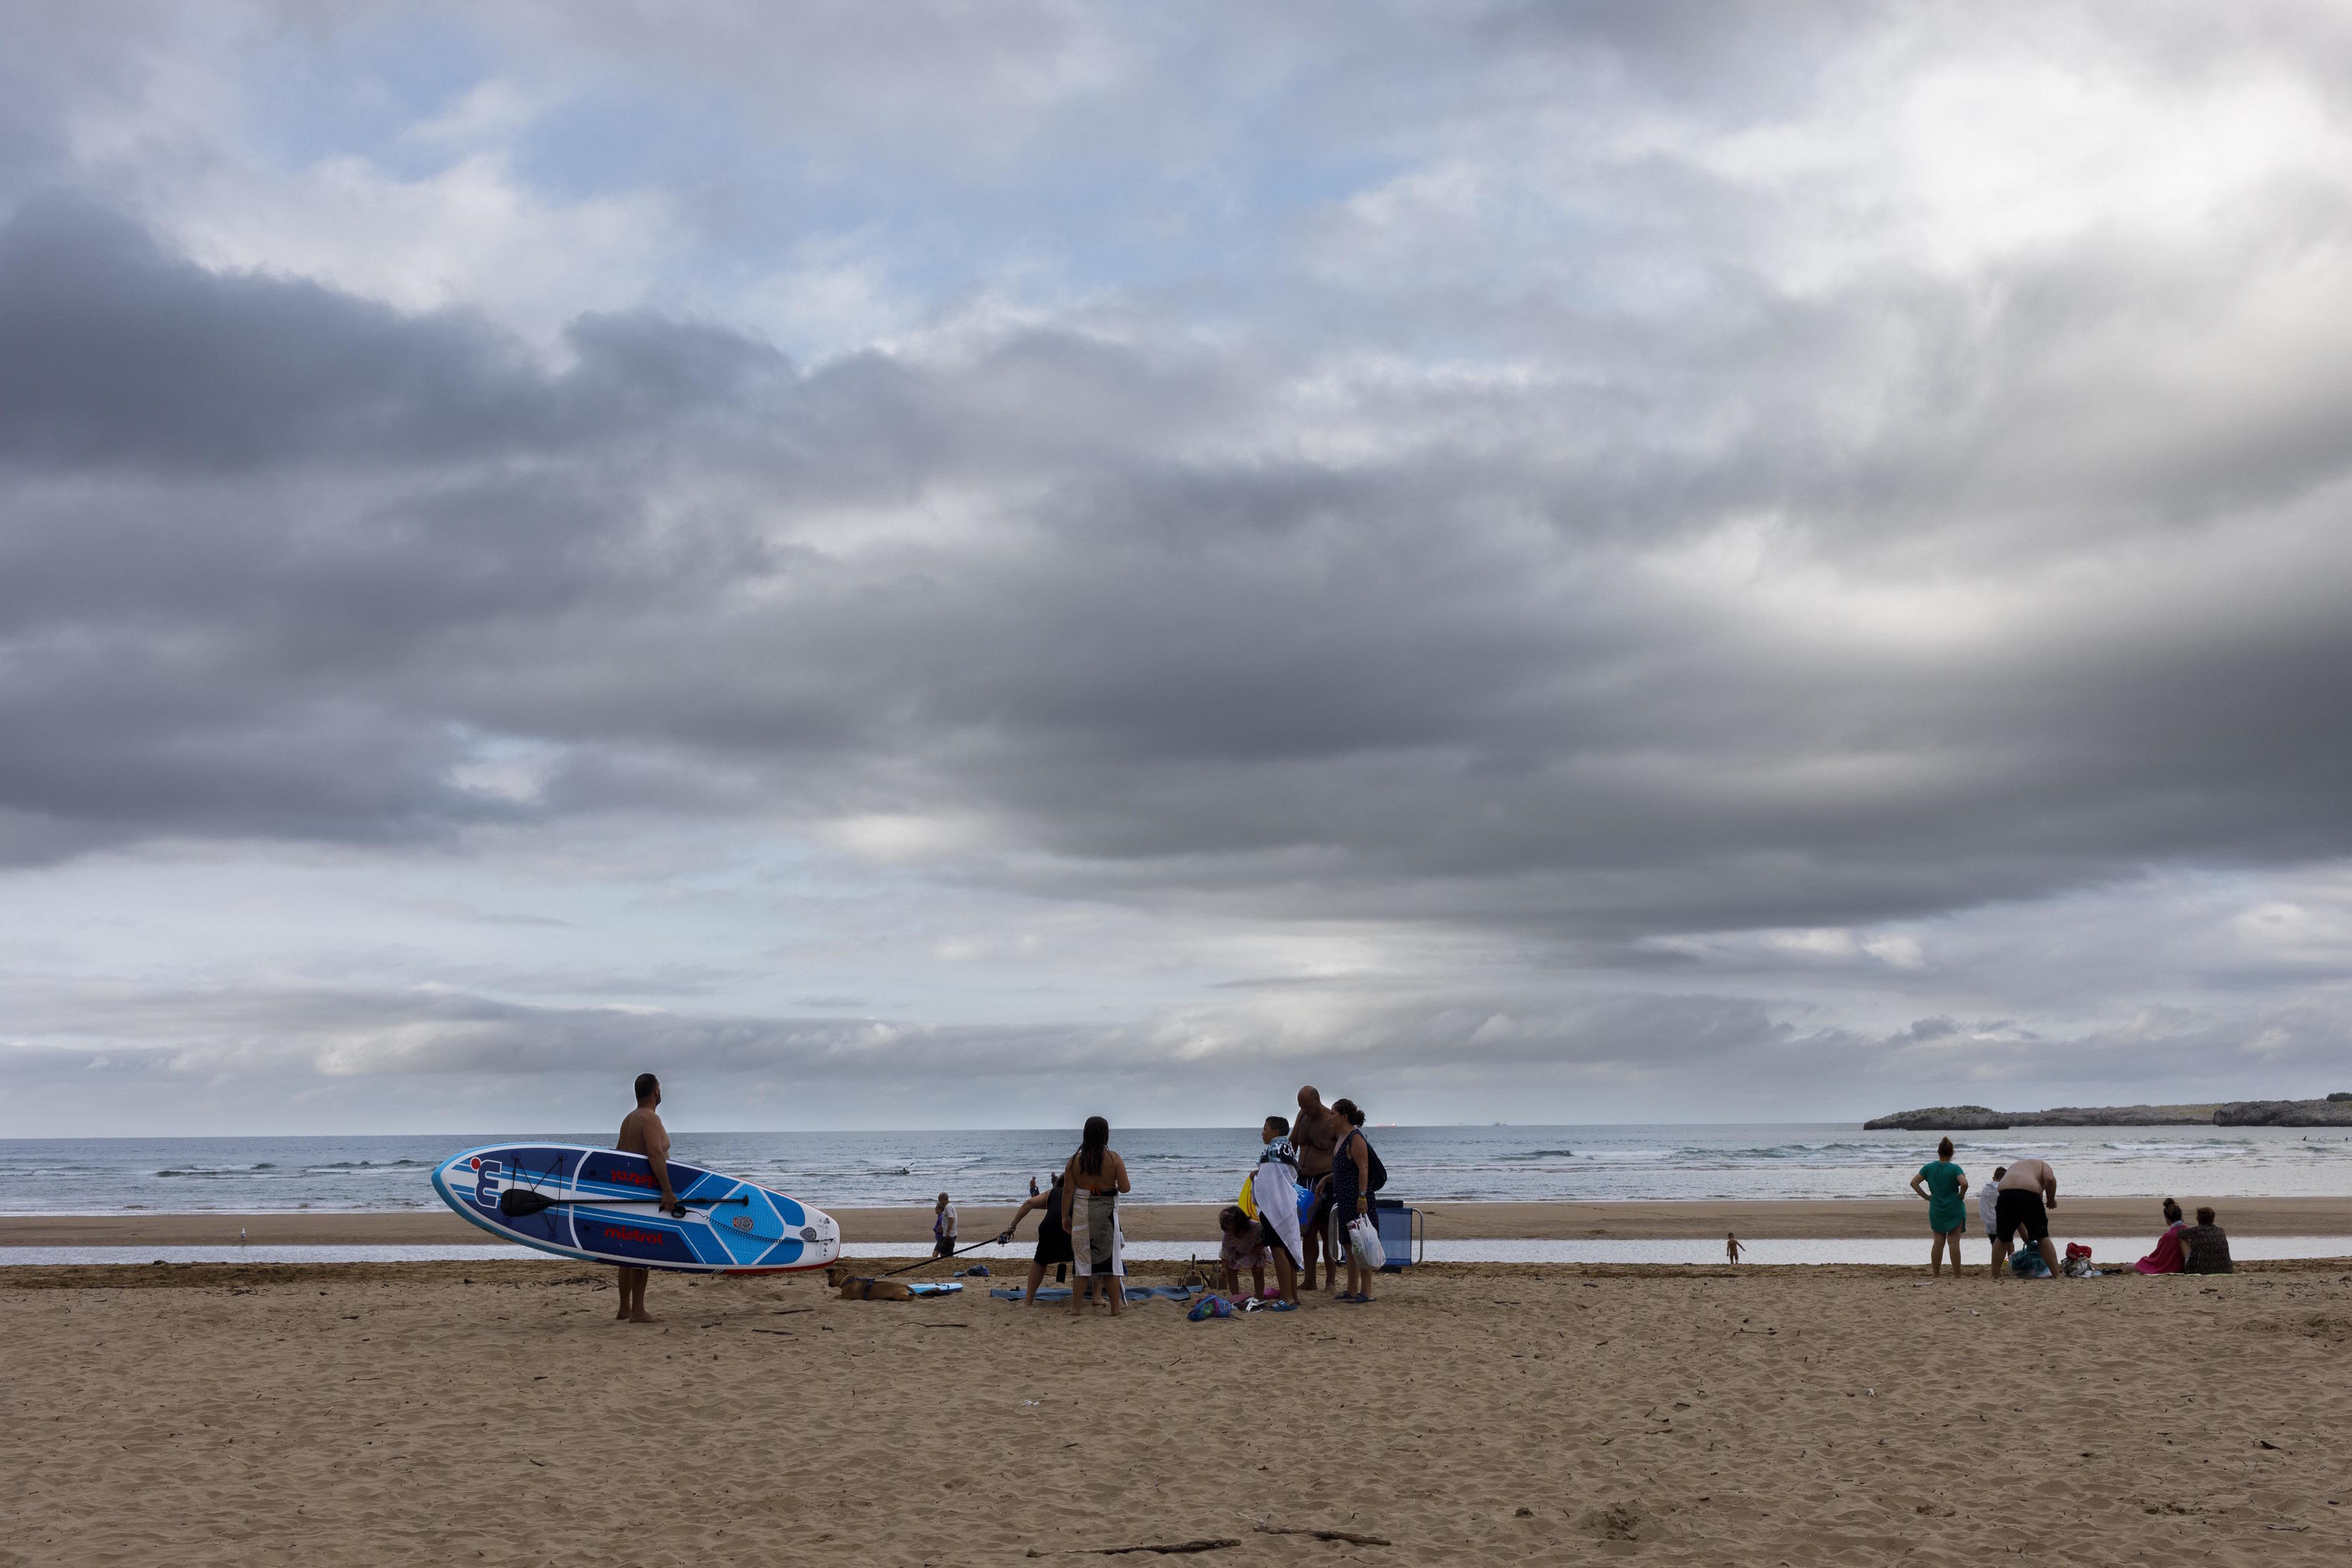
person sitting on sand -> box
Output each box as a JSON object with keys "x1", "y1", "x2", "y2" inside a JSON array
[
  {"x1": 2180, "y1": 1206, "x2": 2234, "y2": 1275},
  {"x1": 613, "y1": 1072, "x2": 683, "y2": 1325},
  {"x1": 1726, "y1": 1232, "x2": 1743, "y2": 1265},
  {"x1": 2133, "y1": 1199, "x2": 2187, "y2": 1275},
  {"x1": 997, "y1": 1171, "x2": 1072, "y2": 1305},
  {"x1": 1909, "y1": 1137, "x2": 1969, "y2": 1279},
  {"x1": 1991, "y1": 1157, "x2": 2060, "y2": 1284},
  {"x1": 1061, "y1": 1116, "x2": 1131, "y2": 1318},
  {"x1": 1217, "y1": 1204, "x2": 1271, "y2": 1298}
]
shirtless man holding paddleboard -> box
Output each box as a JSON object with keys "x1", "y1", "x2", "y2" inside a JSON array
[{"x1": 615, "y1": 1073, "x2": 683, "y2": 1323}]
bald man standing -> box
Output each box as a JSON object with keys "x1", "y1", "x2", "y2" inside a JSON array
[{"x1": 1293, "y1": 1085, "x2": 1343, "y2": 1292}]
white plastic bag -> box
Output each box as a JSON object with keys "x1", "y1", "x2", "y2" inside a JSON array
[{"x1": 1347, "y1": 1213, "x2": 1387, "y2": 1270}]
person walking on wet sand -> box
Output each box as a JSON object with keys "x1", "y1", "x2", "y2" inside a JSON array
[
  {"x1": 932, "y1": 1191, "x2": 959, "y2": 1258},
  {"x1": 1910, "y1": 1137, "x2": 1969, "y2": 1278},
  {"x1": 1991, "y1": 1156, "x2": 2060, "y2": 1283},
  {"x1": 1725, "y1": 1232, "x2": 1743, "y2": 1265},
  {"x1": 614, "y1": 1073, "x2": 683, "y2": 1324}
]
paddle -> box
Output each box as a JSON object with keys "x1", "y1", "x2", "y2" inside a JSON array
[
  {"x1": 877, "y1": 1233, "x2": 1004, "y2": 1278},
  {"x1": 497, "y1": 1189, "x2": 749, "y2": 1220}
]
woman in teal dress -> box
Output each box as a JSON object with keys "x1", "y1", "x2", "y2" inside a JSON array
[{"x1": 1909, "y1": 1136, "x2": 1970, "y2": 1278}]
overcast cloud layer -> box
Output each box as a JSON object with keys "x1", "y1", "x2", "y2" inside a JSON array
[{"x1": 4, "y1": 2, "x2": 2350, "y2": 1134}]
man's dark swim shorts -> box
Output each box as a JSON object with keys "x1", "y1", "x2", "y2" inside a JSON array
[{"x1": 1995, "y1": 1187, "x2": 2050, "y2": 1245}]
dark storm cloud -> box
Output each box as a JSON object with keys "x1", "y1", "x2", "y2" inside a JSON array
[
  {"x1": 12, "y1": 974, "x2": 2344, "y2": 1127},
  {"x1": 5, "y1": 181, "x2": 2352, "y2": 948}
]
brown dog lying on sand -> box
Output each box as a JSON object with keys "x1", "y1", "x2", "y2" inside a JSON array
[{"x1": 824, "y1": 1265, "x2": 915, "y2": 1302}]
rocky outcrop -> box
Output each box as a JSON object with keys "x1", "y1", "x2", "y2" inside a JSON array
[
  {"x1": 1863, "y1": 1106, "x2": 2010, "y2": 1131},
  {"x1": 2213, "y1": 1099, "x2": 2352, "y2": 1126},
  {"x1": 1868, "y1": 1097, "x2": 2351, "y2": 1130}
]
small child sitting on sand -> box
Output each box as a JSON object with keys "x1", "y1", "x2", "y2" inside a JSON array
[{"x1": 1218, "y1": 1204, "x2": 1272, "y2": 1298}]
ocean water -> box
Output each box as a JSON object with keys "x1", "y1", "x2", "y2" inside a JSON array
[{"x1": 6, "y1": 1122, "x2": 2352, "y2": 1214}]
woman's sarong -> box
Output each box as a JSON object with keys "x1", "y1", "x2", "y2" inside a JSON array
[{"x1": 1068, "y1": 1188, "x2": 1125, "y2": 1278}]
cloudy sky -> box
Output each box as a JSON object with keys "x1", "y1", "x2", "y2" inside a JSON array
[{"x1": 4, "y1": 2, "x2": 2350, "y2": 1135}]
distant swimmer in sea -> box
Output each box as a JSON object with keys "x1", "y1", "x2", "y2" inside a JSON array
[
  {"x1": 614, "y1": 1073, "x2": 683, "y2": 1324},
  {"x1": 1910, "y1": 1137, "x2": 1969, "y2": 1279},
  {"x1": 1726, "y1": 1232, "x2": 1743, "y2": 1266}
]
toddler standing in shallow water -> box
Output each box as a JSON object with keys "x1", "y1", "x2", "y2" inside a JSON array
[{"x1": 1726, "y1": 1232, "x2": 1743, "y2": 1265}]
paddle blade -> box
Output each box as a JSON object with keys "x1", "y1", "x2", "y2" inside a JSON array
[{"x1": 498, "y1": 1187, "x2": 557, "y2": 1219}]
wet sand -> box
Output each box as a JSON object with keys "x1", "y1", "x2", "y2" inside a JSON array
[
  {"x1": 8, "y1": 1194, "x2": 2350, "y2": 1248},
  {"x1": 8, "y1": 1257, "x2": 2352, "y2": 1565}
]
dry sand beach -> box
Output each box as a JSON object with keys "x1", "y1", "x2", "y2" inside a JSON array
[
  {"x1": 12, "y1": 1195, "x2": 2352, "y2": 1246},
  {"x1": 10, "y1": 1256, "x2": 2352, "y2": 1566}
]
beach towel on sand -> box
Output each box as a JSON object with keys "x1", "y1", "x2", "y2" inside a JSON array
[
  {"x1": 1253, "y1": 1142, "x2": 1304, "y2": 1268},
  {"x1": 1069, "y1": 1188, "x2": 1125, "y2": 1278}
]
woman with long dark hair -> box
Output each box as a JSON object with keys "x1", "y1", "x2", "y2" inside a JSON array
[
  {"x1": 1328, "y1": 1098, "x2": 1377, "y2": 1303},
  {"x1": 1060, "y1": 1116, "x2": 1131, "y2": 1317}
]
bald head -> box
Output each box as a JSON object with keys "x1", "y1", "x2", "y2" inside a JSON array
[{"x1": 1298, "y1": 1085, "x2": 1322, "y2": 1109}]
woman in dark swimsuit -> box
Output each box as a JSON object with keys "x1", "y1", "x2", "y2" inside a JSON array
[
  {"x1": 1328, "y1": 1098, "x2": 1376, "y2": 1302},
  {"x1": 998, "y1": 1174, "x2": 1073, "y2": 1304}
]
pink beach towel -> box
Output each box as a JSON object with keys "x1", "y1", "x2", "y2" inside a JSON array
[{"x1": 2135, "y1": 1222, "x2": 2186, "y2": 1275}]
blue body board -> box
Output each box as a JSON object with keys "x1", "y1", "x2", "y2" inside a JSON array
[{"x1": 430, "y1": 1143, "x2": 843, "y2": 1275}]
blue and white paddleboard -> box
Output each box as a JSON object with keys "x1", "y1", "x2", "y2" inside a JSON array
[{"x1": 430, "y1": 1143, "x2": 842, "y2": 1275}]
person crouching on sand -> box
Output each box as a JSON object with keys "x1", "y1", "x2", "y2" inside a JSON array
[
  {"x1": 1217, "y1": 1204, "x2": 1270, "y2": 1298},
  {"x1": 1910, "y1": 1136, "x2": 1969, "y2": 1279}
]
